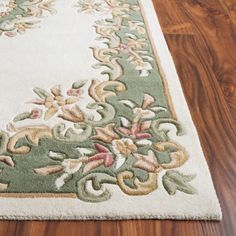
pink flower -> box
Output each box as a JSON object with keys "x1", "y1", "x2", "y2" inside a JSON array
[
  {"x1": 67, "y1": 88, "x2": 82, "y2": 97},
  {"x1": 86, "y1": 144, "x2": 113, "y2": 167},
  {"x1": 0, "y1": 12, "x2": 8, "y2": 17},
  {"x1": 82, "y1": 144, "x2": 114, "y2": 173},
  {"x1": 119, "y1": 123, "x2": 152, "y2": 140},
  {"x1": 118, "y1": 44, "x2": 130, "y2": 53},
  {"x1": 30, "y1": 108, "x2": 42, "y2": 119},
  {"x1": 4, "y1": 31, "x2": 17, "y2": 37}
]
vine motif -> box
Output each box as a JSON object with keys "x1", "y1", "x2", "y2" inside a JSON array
[
  {"x1": 0, "y1": 0, "x2": 197, "y2": 202},
  {"x1": 0, "y1": 0, "x2": 56, "y2": 37},
  {"x1": 79, "y1": 0, "x2": 154, "y2": 78}
]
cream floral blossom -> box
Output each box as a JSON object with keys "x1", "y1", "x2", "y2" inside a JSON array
[
  {"x1": 133, "y1": 150, "x2": 161, "y2": 173},
  {"x1": 29, "y1": 86, "x2": 79, "y2": 120},
  {"x1": 112, "y1": 138, "x2": 137, "y2": 169}
]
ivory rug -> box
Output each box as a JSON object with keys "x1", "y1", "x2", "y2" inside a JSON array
[{"x1": 0, "y1": 0, "x2": 221, "y2": 220}]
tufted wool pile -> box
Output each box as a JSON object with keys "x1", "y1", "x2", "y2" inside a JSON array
[{"x1": 0, "y1": 0, "x2": 221, "y2": 220}]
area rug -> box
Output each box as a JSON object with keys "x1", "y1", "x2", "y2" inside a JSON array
[{"x1": 0, "y1": 0, "x2": 222, "y2": 220}]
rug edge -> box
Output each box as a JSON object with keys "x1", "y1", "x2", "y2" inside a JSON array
[
  {"x1": 0, "y1": 212, "x2": 222, "y2": 221},
  {"x1": 139, "y1": 0, "x2": 222, "y2": 220}
]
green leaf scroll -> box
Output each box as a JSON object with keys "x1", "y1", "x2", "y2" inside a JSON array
[{"x1": 162, "y1": 170, "x2": 197, "y2": 195}]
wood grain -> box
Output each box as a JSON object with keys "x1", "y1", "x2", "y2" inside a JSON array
[{"x1": 0, "y1": 0, "x2": 235, "y2": 235}]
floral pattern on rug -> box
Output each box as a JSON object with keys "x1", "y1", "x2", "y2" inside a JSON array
[
  {"x1": 0, "y1": 0, "x2": 197, "y2": 202},
  {"x1": 0, "y1": 0, "x2": 56, "y2": 37},
  {"x1": 77, "y1": 0, "x2": 153, "y2": 77}
]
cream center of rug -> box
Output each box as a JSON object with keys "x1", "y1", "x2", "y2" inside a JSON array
[{"x1": 0, "y1": 0, "x2": 106, "y2": 129}]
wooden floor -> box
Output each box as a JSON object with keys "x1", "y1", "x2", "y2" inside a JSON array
[{"x1": 1, "y1": 0, "x2": 236, "y2": 235}]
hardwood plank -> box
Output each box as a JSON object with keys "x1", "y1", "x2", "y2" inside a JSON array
[
  {"x1": 153, "y1": 0, "x2": 194, "y2": 35},
  {"x1": 155, "y1": 1, "x2": 236, "y2": 235},
  {"x1": 157, "y1": 0, "x2": 236, "y2": 126},
  {"x1": 182, "y1": 0, "x2": 236, "y2": 126},
  {"x1": 0, "y1": 1, "x2": 236, "y2": 235},
  {"x1": 219, "y1": 0, "x2": 236, "y2": 25},
  {"x1": 0, "y1": 221, "x2": 17, "y2": 236}
]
